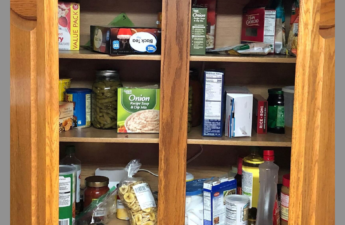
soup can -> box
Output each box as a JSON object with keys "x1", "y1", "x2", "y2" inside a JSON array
[
  {"x1": 65, "y1": 88, "x2": 92, "y2": 128},
  {"x1": 225, "y1": 195, "x2": 250, "y2": 225},
  {"x1": 59, "y1": 79, "x2": 71, "y2": 102},
  {"x1": 59, "y1": 165, "x2": 77, "y2": 225}
]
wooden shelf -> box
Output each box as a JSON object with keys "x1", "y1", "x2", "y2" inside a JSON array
[
  {"x1": 190, "y1": 54, "x2": 296, "y2": 63},
  {"x1": 108, "y1": 218, "x2": 129, "y2": 225},
  {"x1": 59, "y1": 49, "x2": 161, "y2": 61},
  {"x1": 187, "y1": 126, "x2": 292, "y2": 147},
  {"x1": 59, "y1": 127, "x2": 159, "y2": 143}
]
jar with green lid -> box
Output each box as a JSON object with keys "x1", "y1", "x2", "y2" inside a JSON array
[
  {"x1": 267, "y1": 88, "x2": 285, "y2": 134},
  {"x1": 92, "y1": 70, "x2": 122, "y2": 129}
]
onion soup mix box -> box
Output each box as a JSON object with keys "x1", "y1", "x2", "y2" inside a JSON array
[
  {"x1": 241, "y1": 7, "x2": 276, "y2": 53},
  {"x1": 58, "y1": 2, "x2": 80, "y2": 50}
]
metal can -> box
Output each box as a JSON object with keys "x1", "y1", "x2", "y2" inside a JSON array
[
  {"x1": 226, "y1": 195, "x2": 250, "y2": 225},
  {"x1": 59, "y1": 79, "x2": 71, "y2": 102},
  {"x1": 59, "y1": 165, "x2": 77, "y2": 225},
  {"x1": 65, "y1": 88, "x2": 92, "y2": 128}
]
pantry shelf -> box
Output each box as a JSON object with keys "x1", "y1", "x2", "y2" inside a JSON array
[
  {"x1": 59, "y1": 49, "x2": 161, "y2": 61},
  {"x1": 59, "y1": 127, "x2": 159, "y2": 143},
  {"x1": 108, "y1": 218, "x2": 129, "y2": 225},
  {"x1": 187, "y1": 127, "x2": 292, "y2": 147},
  {"x1": 190, "y1": 54, "x2": 296, "y2": 63}
]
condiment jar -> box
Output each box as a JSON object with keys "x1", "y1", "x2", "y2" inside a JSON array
[
  {"x1": 281, "y1": 174, "x2": 290, "y2": 225},
  {"x1": 267, "y1": 88, "x2": 285, "y2": 134},
  {"x1": 84, "y1": 176, "x2": 110, "y2": 209},
  {"x1": 92, "y1": 70, "x2": 122, "y2": 129}
]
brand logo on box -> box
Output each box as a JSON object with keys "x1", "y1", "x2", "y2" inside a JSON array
[
  {"x1": 73, "y1": 4, "x2": 79, "y2": 10},
  {"x1": 214, "y1": 192, "x2": 220, "y2": 197},
  {"x1": 246, "y1": 14, "x2": 259, "y2": 26}
]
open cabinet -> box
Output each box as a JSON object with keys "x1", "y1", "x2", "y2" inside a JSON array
[{"x1": 10, "y1": 0, "x2": 335, "y2": 224}]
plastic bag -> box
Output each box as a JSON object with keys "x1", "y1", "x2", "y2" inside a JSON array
[
  {"x1": 118, "y1": 160, "x2": 157, "y2": 225},
  {"x1": 208, "y1": 43, "x2": 272, "y2": 55},
  {"x1": 76, "y1": 187, "x2": 117, "y2": 225}
]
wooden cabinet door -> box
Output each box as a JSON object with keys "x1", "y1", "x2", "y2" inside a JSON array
[
  {"x1": 289, "y1": 0, "x2": 335, "y2": 224},
  {"x1": 10, "y1": 0, "x2": 59, "y2": 224}
]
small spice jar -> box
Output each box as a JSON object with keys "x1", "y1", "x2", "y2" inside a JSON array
[
  {"x1": 281, "y1": 174, "x2": 290, "y2": 225},
  {"x1": 84, "y1": 176, "x2": 110, "y2": 209},
  {"x1": 267, "y1": 88, "x2": 285, "y2": 134}
]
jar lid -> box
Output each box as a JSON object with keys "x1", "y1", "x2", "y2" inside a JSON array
[
  {"x1": 283, "y1": 174, "x2": 290, "y2": 188},
  {"x1": 186, "y1": 172, "x2": 194, "y2": 182},
  {"x1": 268, "y1": 88, "x2": 283, "y2": 95},
  {"x1": 96, "y1": 70, "x2": 119, "y2": 78},
  {"x1": 282, "y1": 86, "x2": 295, "y2": 94},
  {"x1": 263, "y1": 150, "x2": 275, "y2": 161},
  {"x1": 85, "y1": 176, "x2": 109, "y2": 188}
]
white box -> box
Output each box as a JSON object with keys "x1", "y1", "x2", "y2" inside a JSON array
[{"x1": 225, "y1": 87, "x2": 253, "y2": 138}]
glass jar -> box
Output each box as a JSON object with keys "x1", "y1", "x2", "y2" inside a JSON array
[
  {"x1": 92, "y1": 70, "x2": 121, "y2": 129},
  {"x1": 267, "y1": 88, "x2": 285, "y2": 134},
  {"x1": 84, "y1": 176, "x2": 110, "y2": 209}
]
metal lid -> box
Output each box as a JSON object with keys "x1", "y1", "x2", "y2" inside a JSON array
[
  {"x1": 85, "y1": 176, "x2": 109, "y2": 188},
  {"x1": 96, "y1": 70, "x2": 119, "y2": 78},
  {"x1": 268, "y1": 88, "x2": 283, "y2": 95}
]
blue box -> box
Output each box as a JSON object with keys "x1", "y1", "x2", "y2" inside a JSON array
[
  {"x1": 202, "y1": 70, "x2": 225, "y2": 137},
  {"x1": 203, "y1": 177, "x2": 237, "y2": 225}
]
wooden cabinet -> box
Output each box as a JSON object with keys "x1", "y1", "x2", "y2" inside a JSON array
[{"x1": 10, "y1": 0, "x2": 335, "y2": 224}]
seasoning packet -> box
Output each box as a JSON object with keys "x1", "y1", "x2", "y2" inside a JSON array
[{"x1": 208, "y1": 43, "x2": 273, "y2": 56}]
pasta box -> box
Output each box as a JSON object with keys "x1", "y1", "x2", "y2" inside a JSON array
[
  {"x1": 90, "y1": 26, "x2": 161, "y2": 55},
  {"x1": 58, "y1": 2, "x2": 80, "y2": 50}
]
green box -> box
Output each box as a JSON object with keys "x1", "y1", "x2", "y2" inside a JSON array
[
  {"x1": 117, "y1": 83, "x2": 160, "y2": 133},
  {"x1": 191, "y1": 7, "x2": 207, "y2": 55}
]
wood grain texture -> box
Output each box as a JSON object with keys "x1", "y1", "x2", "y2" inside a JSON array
[
  {"x1": 158, "y1": 0, "x2": 191, "y2": 224},
  {"x1": 10, "y1": 0, "x2": 37, "y2": 20},
  {"x1": 289, "y1": 0, "x2": 335, "y2": 224}
]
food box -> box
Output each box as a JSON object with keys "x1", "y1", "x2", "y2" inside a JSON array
[
  {"x1": 90, "y1": 26, "x2": 161, "y2": 55},
  {"x1": 253, "y1": 94, "x2": 268, "y2": 134},
  {"x1": 117, "y1": 83, "x2": 160, "y2": 133},
  {"x1": 58, "y1": 2, "x2": 80, "y2": 50},
  {"x1": 225, "y1": 86, "x2": 253, "y2": 138},
  {"x1": 59, "y1": 102, "x2": 77, "y2": 132},
  {"x1": 194, "y1": 0, "x2": 217, "y2": 49},
  {"x1": 241, "y1": 7, "x2": 276, "y2": 54},
  {"x1": 202, "y1": 70, "x2": 225, "y2": 137},
  {"x1": 203, "y1": 177, "x2": 237, "y2": 225},
  {"x1": 190, "y1": 7, "x2": 207, "y2": 55}
]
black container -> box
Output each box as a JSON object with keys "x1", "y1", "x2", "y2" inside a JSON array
[{"x1": 267, "y1": 88, "x2": 285, "y2": 134}]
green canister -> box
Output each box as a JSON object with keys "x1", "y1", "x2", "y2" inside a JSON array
[
  {"x1": 59, "y1": 165, "x2": 77, "y2": 225},
  {"x1": 267, "y1": 88, "x2": 285, "y2": 134}
]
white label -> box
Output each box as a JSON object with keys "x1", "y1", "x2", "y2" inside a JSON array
[
  {"x1": 94, "y1": 208, "x2": 107, "y2": 217},
  {"x1": 86, "y1": 94, "x2": 91, "y2": 124},
  {"x1": 59, "y1": 193, "x2": 71, "y2": 207},
  {"x1": 242, "y1": 171, "x2": 253, "y2": 208},
  {"x1": 133, "y1": 183, "x2": 156, "y2": 210},
  {"x1": 203, "y1": 191, "x2": 211, "y2": 220},
  {"x1": 281, "y1": 193, "x2": 289, "y2": 221},
  {"x1": 59, "y1": 219, "x2": 69, "y2": 225},
  {"x1": 205, "y1": 101, "x2": 222, "y2": 120},
  {"x1": 59, "y1": 176, "x2": 71, "y2": 207},
  {"x1": 292, "y1": 23, "x2": 299, "y2": 35},
  {"x1": 264, "y1": 11, "x2": 276, "y2": 35},
  {"x1": 94, "y1": 28, "x2": 103, "y2": 49},
  {"x1": 226, "y1": 202, "x2": 248, "y2": 225},
  {"x1": 205, "y1": 77, "x2": 223, "y2": 101},
  {"x1": 129, "y1": 32, "x2": 157, "y2": 52},
  {"x1": 59, "y1": 26, "x2": 71, "y2": 50}
]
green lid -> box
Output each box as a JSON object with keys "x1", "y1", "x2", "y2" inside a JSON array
[
  {"x1": 65, "y1": 145, "x2": 75, "y2": 154},
  {"x1": 268, "y1": 88, "x2": 283, "y2": 95}
]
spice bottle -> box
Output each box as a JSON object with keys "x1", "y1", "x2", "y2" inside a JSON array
[
  {"x1": 267, "y1": 88, "x2": 285, "y2": 134},
  {"x1": 281, "y1": 174, "x2": 290, "y2": 225}
]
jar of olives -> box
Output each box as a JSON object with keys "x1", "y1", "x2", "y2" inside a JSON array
[{"x1": 92, "y1": 70, "x2": 121, "y2": 129}]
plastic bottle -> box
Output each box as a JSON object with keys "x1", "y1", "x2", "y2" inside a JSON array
[
  {"x1": 61, "y1": 145, "x2": 82, "y2": 214},
  {"x1": 256, "y1": 150, "x2": 279, "y2": 225}
]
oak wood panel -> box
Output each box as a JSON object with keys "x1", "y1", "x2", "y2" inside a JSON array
[
  {"x1": 320, "y1": 0, "x2": 335, "y2": 29},
  {"x1": 289, "y1": 0, "x2": 335, "y2": 224},
  {"x1": 10, "y1": 0, "x2": 37, "y2": 20},
  {"x1": 158, "y1": 0, "x2": 191, "y2": 224}
]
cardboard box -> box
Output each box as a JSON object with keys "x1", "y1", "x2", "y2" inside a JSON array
[
  {"x1": 191, "y1": 7, "x2": 207, "y2": 55},
  {"x1": 225, "y1": 87, "x2": 253, "y2": 138},
  {"x1": 202, "y1": 70, "x2": 225, "y2": 137},
  {"x1": 58, "y1": 2, "x2": 80, "y2": 50},
  {"x1": 59, "y1": 102, "x2": 76, "y2": 132},
  {"x1": 90, "y1": 26, "x2": 161, "y2": 55},
  {"x1": 203, "y1": 177, "x2": 237, "y2": 225},
  {"x1": 117, "y1": 83, "x2": 160, "y2": 133},
  {"x1": 241, "y1": 8, "x2": 276, "y2": 53},
  {"x1": 253, "y1": 94, "x2": 268, "y2": 134}
]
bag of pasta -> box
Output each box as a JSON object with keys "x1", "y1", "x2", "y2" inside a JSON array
[{"x1": 118, "y1": 160, "x2": 157, "y2": 225}]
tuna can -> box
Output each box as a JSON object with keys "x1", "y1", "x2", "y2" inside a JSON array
[
  {"x1": 65, "y1": 88, "x2": 92, "y2": 128},
  {"x1": 225, "y1": 195, "x2": 250, "y2": 225},
  {"x1": 59, "y1": 165, "x2": 77, "y2": 225}
]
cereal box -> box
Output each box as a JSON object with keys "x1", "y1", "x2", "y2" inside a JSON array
[{"x1": 58, "y1": 2, "x2": 80, "y2": 50}]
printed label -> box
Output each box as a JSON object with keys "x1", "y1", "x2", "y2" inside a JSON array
[
  {"x1": 242, "y1": 171, "x2": 253, "y2": 208},
  {"x1": 204, "y1": 191, "x2": 211, "y2": 220},
  {"x1": 59, "y1": 219, "x2": 70, "y2": 225},
  {"x1": 129, "y1": 32, "x2": 157, "y2": 52},
  {"x1": 85, "y1": 94, "x2": 91, "y2": 126},
  {"x1": 93, "y1": 28, "x2": 103, "y2": 49},
  {"x1": 132, "y1": 183, "x2": 156, "y2": 210},
  {"x1": 226, "y1": 202, "x2": 248, "y2": 225},
  {"x1": 281, "y1": 193, "x2": 289, "y2": 221}
]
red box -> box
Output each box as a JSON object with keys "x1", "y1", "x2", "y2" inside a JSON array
[
  {"x1": 253, "y1": 95, "x2": 268, "y2": 134},
  {"x1": 241, "y1": 7, "x2": 276, "y2": 54}
]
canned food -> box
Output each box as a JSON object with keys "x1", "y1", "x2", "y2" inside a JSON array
[
  {"x1": 59, "y1": 165, "x2": 77, "y2": 225},
  {"x1": 59, "y1": 79, "x2": 71, "y2": 102},
  {"x1": 226, "y1": 195, "x2": 250, "y2": 225},
  {"x1": 65, "y1": 88, "x2": 92, "y2": 128}
]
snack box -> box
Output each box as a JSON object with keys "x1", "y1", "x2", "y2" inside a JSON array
[
  {"x1": 241, "y1": 7, "x2": 276, "y2": 54},
  {"x1": 253, "y1": 94, "x2": 268, "y2": 134},
  {"x1": 59, "y1": 102, "x2": 77, "y2": 132},
  {"x1": 190, "y1": 7, "x2": 207, "y2": 55},
  {"x1": 203, "y1": 177, "x2": 237, "y2": 225},
  {"x1": 117, "y1": 83, "x2": 160, "y2": 133},
  {"x1": 58, "y1": 2, "x2": 80, "y2": 50},
  {"x1": 90, "y1": 26, "x2": 161, "y2": 55}
]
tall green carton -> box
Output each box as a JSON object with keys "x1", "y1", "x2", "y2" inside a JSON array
[{"x1": 191, "y1": 7, "x2": 207, "y2": 55}]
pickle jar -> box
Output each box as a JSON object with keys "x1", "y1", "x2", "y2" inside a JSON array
[{"x1": 92, "y1": 70, "x2": 121, "y2": 129}]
